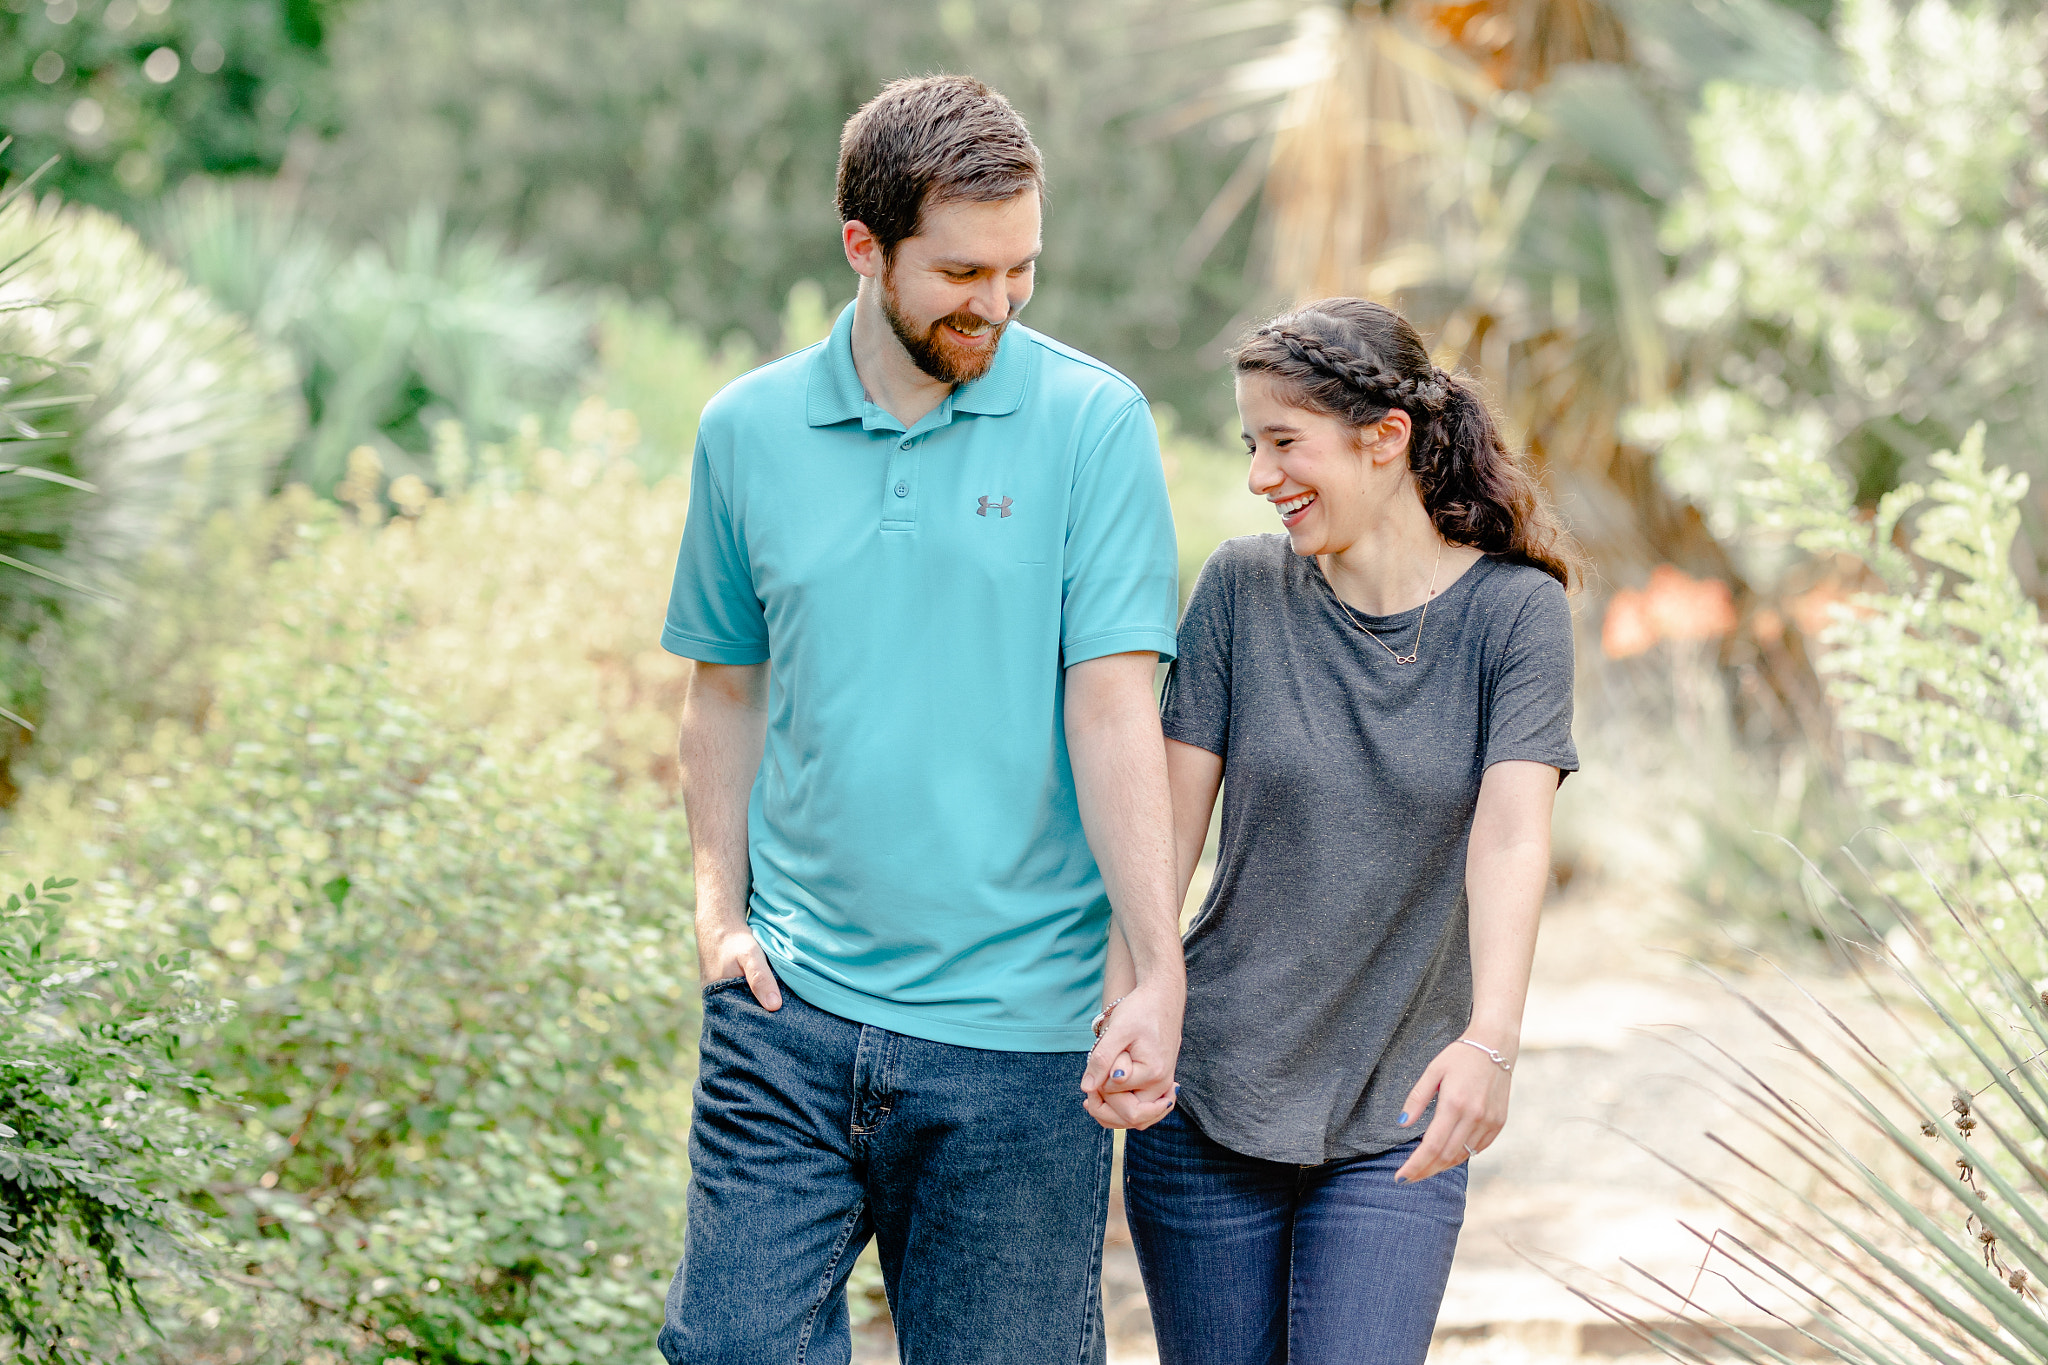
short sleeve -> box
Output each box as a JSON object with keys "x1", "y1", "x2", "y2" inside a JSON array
[
  {"x1": 1484, "y1": 577, "x2": 1579, "y2": 778},
  {"x1": 660, "y1": 434, "x2": 770, "y2": 664},
  {"x1": 1160, "y1": 546, "x2": 1232, "y2": 757},
  {"x1": 1059, "y1": 398, "x2": 1181, "y2": 667}
]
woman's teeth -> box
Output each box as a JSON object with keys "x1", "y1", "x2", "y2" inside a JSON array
[{"x1": 1277, "y1": 492, "x2": 1316, "y2": 518}]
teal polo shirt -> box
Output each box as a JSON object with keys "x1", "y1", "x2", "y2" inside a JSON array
[{"x1": 661, "y1": 302, "x2": 1179, "y2": 1051}]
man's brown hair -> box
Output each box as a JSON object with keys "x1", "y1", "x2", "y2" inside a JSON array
[{"x1": 835, "y1": 75, "x2": 1045, "y2": 261}]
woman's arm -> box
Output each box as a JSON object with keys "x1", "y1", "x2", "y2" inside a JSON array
[
  {"x1": 1102, "y1": 738, "x2": 1221, "y2": 1005},
  {"x1": 1394, "y1": 758, "x2": 1558, "y2": 1183}
]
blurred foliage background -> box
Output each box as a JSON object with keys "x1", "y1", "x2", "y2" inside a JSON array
[{"x1": 5, "y1": 0, "x2": 2048, "y2": 1359}]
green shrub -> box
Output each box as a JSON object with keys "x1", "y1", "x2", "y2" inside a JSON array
[
  {"x1": 0, "y1": 0, "x2": 345, "y2": 212},
  {"x1": 12, "y1": 428, "x2": 698, "y2": 1362},
  {"x1": 1746, "y1": 423, "x2": 2047, "y2": 981},
  {"x1": 0, "y1": 874, "x2": 233, "y2": 1365},
  {"x1": 1641, "y1": 0, "x2": 2048, "y2": 583}
]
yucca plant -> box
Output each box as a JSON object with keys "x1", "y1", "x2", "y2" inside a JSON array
[
  {"x1": 152, "y1": 183, "x2": 590, "y2": 496},
  {"x1": 0, "y1": 180, "x2": 299, "y2": 795},
  {"x1": 0, "y1": 147, "x2": 95, "y2": 742},
  {"x1": 1576, "y1": 861, "x2": 2048, "y2": 1363}
]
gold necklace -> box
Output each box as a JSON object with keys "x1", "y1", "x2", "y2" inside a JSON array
[{"x1": 1334, "y1": 540, "x2": 1445, "y2": 666}]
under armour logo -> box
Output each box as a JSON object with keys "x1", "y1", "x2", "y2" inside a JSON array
[{"x1": 976, "y1": 495, "x2": 1014, "y2": 518}]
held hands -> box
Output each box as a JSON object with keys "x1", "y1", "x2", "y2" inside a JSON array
[
  {"x1": 1080, "y1": 981, "x2": 1182, "y2": 1131},
  {"x1": 1393, "y1": 1037, "x2": 1514, "y2": 1183},
  {"x1": 701, "y1": 922, "x2": 783, "y2": 1011}
]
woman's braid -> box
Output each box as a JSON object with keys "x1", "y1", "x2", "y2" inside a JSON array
[
  {"x1": 1255, "y1": 326, "x2": 1450, "y2": 416},
  {"x1": 1232, "y1": 297, "x2": 1583, "y2": 588}
]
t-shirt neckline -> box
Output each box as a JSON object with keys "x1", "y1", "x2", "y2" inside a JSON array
[{"x1": 1304, "y1": 548, "x2": 1494, "y2": 629}]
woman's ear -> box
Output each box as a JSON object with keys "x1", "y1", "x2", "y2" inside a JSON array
[{"x1": 1363, "y1": 409, "x2": 1413, "y2": 467}]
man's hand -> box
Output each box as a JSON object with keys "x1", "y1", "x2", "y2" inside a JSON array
[
  {"x1": 1080, "y1": 979, "x2": 1181, "y2": 1129},
  {"x1": 1064, "y1": 651, "x2": 1187, "y2": 1133},
  {"x1": 699, "y1": 920, "x2": 782, "y2": 1011},
  {"x1": 1393, "y1": 1039, "x2": 1513, "y2": 1182}
]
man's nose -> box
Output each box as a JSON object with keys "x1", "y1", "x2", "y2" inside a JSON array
[{"x1": 971, "y1": 276, "x2": 1011, "y2": 324}]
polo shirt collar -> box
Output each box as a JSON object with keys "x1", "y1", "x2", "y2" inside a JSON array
[{"x1": 806, "y1": 300, "x2": 1030, "y2": 429}]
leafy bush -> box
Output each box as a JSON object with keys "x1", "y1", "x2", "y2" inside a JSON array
[
  {"x1": 1641, "y1": 0, "x2": 2048, "y2": 584},
  {"x1": 152, "y1": 185, "x2": 589, "y2": 495},
  {"x1": 10, "y1": 420, "x2": 699, "y2": 1362},
  {"x1": 0, "y1": 0, "x2": 345, "y2": 210},
  {"x1": 0, "y1": 874, "x2": 233, "y2": 1365},
  {"x1": 1747, "y1": 423, "x2": 2047, "y2": 981}
]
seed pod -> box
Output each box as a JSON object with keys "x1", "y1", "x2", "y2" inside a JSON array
[
  {"x1": 1952, "y1": 1091, "x2": 1973, "y2": 1118},
  {"x1": 1920, "y1": 1120, "x2": 1938, "y2": 1137}
]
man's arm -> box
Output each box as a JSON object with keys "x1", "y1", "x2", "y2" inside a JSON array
[
  {"x1": 1100, "y1": 738, "x2": 1222, "y2": 1003},
  {"x1": 1067, "y1": 651, "x2": 1185, "y2": 1130},
  {"x1": 679, "y1": 659, "x2": 780, "y2": 1010}
]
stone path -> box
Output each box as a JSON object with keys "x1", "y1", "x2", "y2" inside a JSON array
[{"x1": 855, "y1": 882, "x2": 1908, "y2": 1362}]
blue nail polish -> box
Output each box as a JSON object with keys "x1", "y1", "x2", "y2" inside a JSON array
[
  {"x1": 1174, "y1": 1083, "x2": 1181, "y2": 1092},
  {"x1": 1398, "y1": 1112, "x2": 1411, "y2": 1125},
  {"x1": 1112, "y1": 1069, "x2": 1126, "y2": 1079}
]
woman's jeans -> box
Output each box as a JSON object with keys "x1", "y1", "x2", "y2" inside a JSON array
[{"x1": 1124, "y1": 1107, "x2": 1467, "y2": 1365}]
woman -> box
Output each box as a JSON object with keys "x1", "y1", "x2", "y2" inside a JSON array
[{"x1": 1118, "y1": 298, "x2": 1579, "y2": 1364}]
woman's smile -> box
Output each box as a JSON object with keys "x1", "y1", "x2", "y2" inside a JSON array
[{"x1": 1274, "y1": 490, "x2": 1318, "y2": 528}]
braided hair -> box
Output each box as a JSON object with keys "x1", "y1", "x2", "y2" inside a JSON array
[{"x1": 1231, "y1": 298, "x2": 1580, "y2": 589}]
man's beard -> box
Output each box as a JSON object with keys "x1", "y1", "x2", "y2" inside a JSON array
[{"x1": 879, "y1": 268, "x2": 1010, "y2": 385}]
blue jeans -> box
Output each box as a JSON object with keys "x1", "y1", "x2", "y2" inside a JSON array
[
  {"x1": 1123, "y1": 1108, "x2": 1467, "y2": 1365},
  {"x1": 659, "y1": 976, "x2": 1113, "y2": 1365}
]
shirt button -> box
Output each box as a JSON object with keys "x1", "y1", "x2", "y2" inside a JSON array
[
  {"x1": 900, "y1": 439, "x2": 912, "y2": 450},
  {"x1": 894, "y1": 482, "x2": 908, "y2": 497}
]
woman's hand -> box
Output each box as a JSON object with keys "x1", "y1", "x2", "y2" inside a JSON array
[{"x1": 1392, "y1": 1038, "x2": 1514, "y2": 1182}]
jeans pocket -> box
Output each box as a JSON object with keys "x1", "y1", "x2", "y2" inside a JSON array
[{"x1": 702, "y1": 975, "x2": 749, "y2": 997}]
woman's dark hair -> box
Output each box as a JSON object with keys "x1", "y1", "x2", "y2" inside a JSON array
[{"x1": 1231, "y1": 298, "x2": 1582, "y2": 590}]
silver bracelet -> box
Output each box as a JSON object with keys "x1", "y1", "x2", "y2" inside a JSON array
[{"x1": 1457, "y1": 1037, "x2": 1513, "y2": 1073}]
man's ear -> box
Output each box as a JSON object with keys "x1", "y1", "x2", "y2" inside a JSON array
[{"x1": 843, "y1": 221, "x2": 884, "y2": 280}]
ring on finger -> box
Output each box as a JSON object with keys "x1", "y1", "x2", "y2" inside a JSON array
[{"x1": 1462, "y1": 1143, "x2": 1478, "y2": 1159}]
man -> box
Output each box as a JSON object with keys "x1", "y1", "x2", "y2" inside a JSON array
[{"x1": 655, "y1": 75, "x2": 1186, "y2": 1365}]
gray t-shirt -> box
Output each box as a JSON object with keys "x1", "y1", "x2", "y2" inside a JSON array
[{"x1": 1161, "y1": 534, "x2": 1578, "y2": 1164}]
